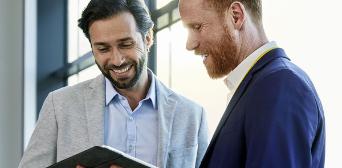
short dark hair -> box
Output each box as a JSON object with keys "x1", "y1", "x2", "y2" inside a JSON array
[
  {"x1": 78, "y1": 0, "x2": 154, "y2": 40},
  {"x1": 207, "y1": 0, "x2": 262, "y2": 24}
]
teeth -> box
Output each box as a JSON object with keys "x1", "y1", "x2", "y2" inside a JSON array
[
  {"x1": 202, "y1": 55, "x2": 208, "y2": 61},
  {"x1": 113, "y1": 66, "x2": 130, "y2": 73}
]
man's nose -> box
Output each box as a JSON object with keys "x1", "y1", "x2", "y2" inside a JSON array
[
  {"x1": 109, "y1": 48, "x2": 125, "y2": 66},
  {"x1": 186, "y1": 33, "x2": 199, "y2": 51}
]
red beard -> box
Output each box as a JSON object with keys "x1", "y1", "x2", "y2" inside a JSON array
[{"x1": 200, "y1": 26, "x2": 240, "y2": 79}]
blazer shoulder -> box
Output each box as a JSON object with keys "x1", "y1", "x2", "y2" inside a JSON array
[
  {"x1": 248, "y1": 58, "x2": 321, "y2": 111},
  {"x1": 254, "y1": 57, "x2": 313, "y2": 88},
  {"x1": 51, "y1": 75, "x2": 102, "y2": 97},
  {"x1": 44, "y1": 76, "x2": 103, "y2": 109}
]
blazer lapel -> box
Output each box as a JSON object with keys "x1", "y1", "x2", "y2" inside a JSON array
[
  {"x1": 84, "y1": 75, "x2": 106, "y2": 146},
  {"x1": 201, "y1": 48, "x2": 289, "y2": 164},
  {"x1": 201, "y1": 68, "x2": 254, "y2": 163},
  {"x1": 155, "y1": 79, "x2": 177, "y2": 168}
]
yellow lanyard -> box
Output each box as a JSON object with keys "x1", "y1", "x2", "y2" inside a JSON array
[{"x1": 242, "y1": 47, "x2": 278, "y2": 81}]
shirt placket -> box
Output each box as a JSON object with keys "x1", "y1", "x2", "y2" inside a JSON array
[
  {"x1": 120, "y1": 98, "x2": 137, "y2": 157},
  {"x1": 127, "y1": 115, "x2": 136, "y2": 157}
]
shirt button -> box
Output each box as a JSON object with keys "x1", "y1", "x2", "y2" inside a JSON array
[{"x1": 129, "y1": 117, "x2": 133, "y2": 121}]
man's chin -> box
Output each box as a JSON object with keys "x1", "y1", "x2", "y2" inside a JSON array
[
  {"x1": 114, "y1": 83, "x2": 131, "y2": 89},
  {"x1": 206, "y1": 68, "x2": 228, "y2": 79},
  {"x1": 109, "y1": 78, "x2": 135, "y2": 89},
  {"x1": 208, "y1": 73, "x2": 225, "y2": 79}
]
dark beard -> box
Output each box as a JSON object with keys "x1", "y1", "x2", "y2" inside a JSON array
[
  {"x1": 203, "y1": 26, "x2": 240, "y2": 79},
  {"x1": 96, "y1": 54, "x2": 146, "y2": 89}
]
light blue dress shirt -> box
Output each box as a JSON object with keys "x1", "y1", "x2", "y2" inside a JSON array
[{"x1": 104, "y1": 71, "x2": 158, "y2": 166}]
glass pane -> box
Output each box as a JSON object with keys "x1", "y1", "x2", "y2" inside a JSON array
[
  {"x1": 172, "y1": 7, "x2": 180, "y2": 21},
  {"x1": 157, "y1": 0, "x2": 173, "y2": 9},
  {"x1": 67, "y1": 0, "x2": 94, "y2": 86},
  {"x1": 156, "y1": 28, "x2": 171, "y2": 87},
  {"x1": 67, "y1": 0, "x2": 79, "y2": 63},
  {"x1": 78, "y1": 0, "x2": 90, "y2": 13},
  {"x1": 67, "y1": 74, "x2": 79, "y2": 86},
  {"x1": 78, "y1": 0, "x2": 91, "y2": 57},
  {"x1": 68, "y1": 0, "x2": 91, "y2": 63},
  {"x1": 78, "y1": 64, "x2": 101, "y2": 83},
  {"x1": 157, "y1": 13, "x2": 169, "y2": 30},
  {"x1": 78, "y1": 32, "x2": 91, "y2": 57}
]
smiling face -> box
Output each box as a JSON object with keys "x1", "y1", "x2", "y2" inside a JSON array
[
  {"x1": 89, "y1": 12, "x2": 151, "y2": 89},
  {"x1": 179, "y1": 0, "x2": 241, "y2": 79}
]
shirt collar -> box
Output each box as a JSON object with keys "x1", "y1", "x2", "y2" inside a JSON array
[
  {"x1": 105, "y1": 77, "x2": 118, "y2": 106},
  {"x1": 145, "y1": 69, "x2": 157, "y2": 108},
  {"x1": 224, "y1": 41, "x2": 278, "y2": 91},
  {"x1": 105, "y1": 69, "x2": 157, "y2": 109}
]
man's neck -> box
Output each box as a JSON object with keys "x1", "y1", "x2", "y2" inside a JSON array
[
  {"x1": 116, "y1": 70, "x2": 150, "y2": 110},
  {"x1": 239, "y1": 25, "x2": 269, "y2": 62}
]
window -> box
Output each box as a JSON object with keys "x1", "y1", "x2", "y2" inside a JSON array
[
  {"x1": 157, "y1": 0, "x2": 173, "y2": 9},
  {"x1": 67, "y1": 0, "x2": 100, "y2": 85}
]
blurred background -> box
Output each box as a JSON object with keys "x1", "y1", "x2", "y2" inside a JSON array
[{"x1": 1, "y1": 0, "x2": 341, "y2": 167}]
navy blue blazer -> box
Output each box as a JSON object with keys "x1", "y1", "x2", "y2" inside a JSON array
[{"x1": 200, "y1": 48, "x2": 325, "y2": 168}]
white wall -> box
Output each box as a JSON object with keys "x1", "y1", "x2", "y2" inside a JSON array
[{"x1": 0, "y1": 0, "x2": 24, "y2": 167}]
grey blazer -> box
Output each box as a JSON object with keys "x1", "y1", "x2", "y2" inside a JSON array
[{"x1": 18, "y1": 75, "x2": 209, "y2": 168}]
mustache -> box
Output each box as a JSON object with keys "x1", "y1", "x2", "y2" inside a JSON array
[{"x1": 194, "y1": 49, "x2": 209, "y2": 56}]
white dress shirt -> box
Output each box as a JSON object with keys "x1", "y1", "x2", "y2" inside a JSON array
[
  {"x1": 224, "y1": 41, "x2": 278, "y2": 103},
  {"x1": 104, "y1": 70, "x2": 158, "y2": 166}
]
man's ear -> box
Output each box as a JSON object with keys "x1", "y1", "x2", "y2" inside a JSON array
[
  {"x1": 145, "y1": 29, "x2": 154, "y2": 50},
  {"x1": 227, "y1": 2, "x2": 246, "y2": 30}
]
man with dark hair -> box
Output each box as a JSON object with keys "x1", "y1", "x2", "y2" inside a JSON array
[
  {"x1": 19, "y1": 0, "x2": 208, "y2": 168},
  {"x1": 179, "y1": 0, "x2": 325, "y2": 167}
]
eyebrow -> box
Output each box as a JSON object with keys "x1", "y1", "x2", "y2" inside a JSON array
[
  {"x1": 93, "y1": 42, "x2": 108, "y2": 46},
  {"x1": 184, "y1": 22, "x2": 199, "y2": 29},
  {"x1": 93, "y1": 37, "x2": 134, "y2": 46},
  {"x1": 118, "y1": 37, "x2": 134, "y2": 42}
]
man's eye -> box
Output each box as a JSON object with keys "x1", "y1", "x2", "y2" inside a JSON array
[
  {"x1": 97, "y1": 47, "x2": 109, "y2": 52},
  {"x1": 193, "y1": 24, "x2": 201, "y2": 30},
  {"x1": 120, "y1": 41, "x2": 134, "y2": 48}
]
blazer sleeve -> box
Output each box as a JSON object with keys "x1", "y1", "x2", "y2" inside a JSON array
[
  {"x1": 18, "y1": 93, "x2": 58, "y2": 168},
  {"x1": 243, "y1": 69, "x2": 323, "y2": 168},
  {"x1": 196, "y1": 107, "x2": 209, "y2": 168}
]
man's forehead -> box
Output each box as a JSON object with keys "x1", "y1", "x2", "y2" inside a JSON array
[
  {"x1": 180, "y1": 0, "x2": 208, "y2": 9},
  {"x1": 180, "y1": 0, "x2": 214, "y2": 18},
  {"x1": 89, "y1": 12, "x2": 140, "y2": 39},
  {"x1": 91, "y1": 12, "x2": 137, "y2": 30}
]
